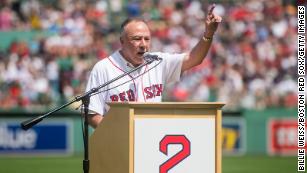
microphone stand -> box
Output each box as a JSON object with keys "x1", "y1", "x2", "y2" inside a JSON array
[{"x1": 20, "y1": 57, "x2": 160, "y2": 173}]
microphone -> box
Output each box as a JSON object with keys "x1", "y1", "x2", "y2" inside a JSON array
[{"x1": 143, "y1": 52, "x2": 162, "y2": 62}]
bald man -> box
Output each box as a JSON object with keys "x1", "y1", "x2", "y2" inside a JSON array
[{"x1": 85, "y1": 5, "x2": 222, "y2": 128}]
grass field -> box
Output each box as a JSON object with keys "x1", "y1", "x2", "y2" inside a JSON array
[{"x1": 0, "y1": 155, "x2": 296, "y2": 173}]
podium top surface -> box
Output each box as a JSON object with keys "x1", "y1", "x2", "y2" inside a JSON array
[{"x1": 107, "y1": 102, "x2": 225, "y2": 109}]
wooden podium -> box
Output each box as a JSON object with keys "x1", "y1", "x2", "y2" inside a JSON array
[{"x1": 89, "y1": 102, "x2": 224, "y2": 173}]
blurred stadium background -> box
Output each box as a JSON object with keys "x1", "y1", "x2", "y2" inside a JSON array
[{"x1": 0, "y1": 0, "x2": 303, "y2": 172}]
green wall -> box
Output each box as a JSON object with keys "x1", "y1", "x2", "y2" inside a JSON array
[
  {"x1": 243, "y1": 108, "x2": 296, "y2": 154},
  {"x1": 0, "y1": 107, "x2": 297, "y2": 155}
]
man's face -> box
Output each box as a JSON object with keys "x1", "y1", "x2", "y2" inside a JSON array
[{"x1": 120, "y1": 21, "x2": 151, "y2": 66}]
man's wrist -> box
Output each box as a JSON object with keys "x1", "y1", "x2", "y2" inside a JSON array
[
  {"x1": 202, "y1": 36, "x2": 212, "y2": 42},
  {"x1": 202, "y1": 31, "x2": 214, "y2": 42},
  {"x1": 204, "y1": 31, "x2": 215, "y2": 39}
]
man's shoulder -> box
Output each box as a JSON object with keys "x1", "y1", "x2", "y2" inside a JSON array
[
  {"x1": 151, "y1": 51, "x2": 185, "y2": 56},
  {"x1": 150, "y1": 51, "x2": 186, "y2": 61},
  {"x1": 92, "y1": 58, "x2": 110, "y2": 69}
]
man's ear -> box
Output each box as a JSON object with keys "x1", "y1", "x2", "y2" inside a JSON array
[{"x1": 120, "y1": 36, "x2": 124, "y2": 44}]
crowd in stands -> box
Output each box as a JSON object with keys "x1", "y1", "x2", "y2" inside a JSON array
[{"x1": 0, "y1": 0, "x2": 299, "y2": 111}]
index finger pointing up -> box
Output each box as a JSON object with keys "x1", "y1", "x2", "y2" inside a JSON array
[{"x1": 208, "y1": 4, "x2": 216, "y2": 15}]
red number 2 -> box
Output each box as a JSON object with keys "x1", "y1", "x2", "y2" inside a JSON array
[{"x1": 159, "y1": 135, "x2": 191, "y2": 173}]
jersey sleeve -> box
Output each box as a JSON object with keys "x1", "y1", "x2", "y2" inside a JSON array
[
  {"x1": 85, "y1": 63, "x2": 108, "y2": 116},
  {"x1": 159, "y1": 52, "x2": 186, "y2": 84}
]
